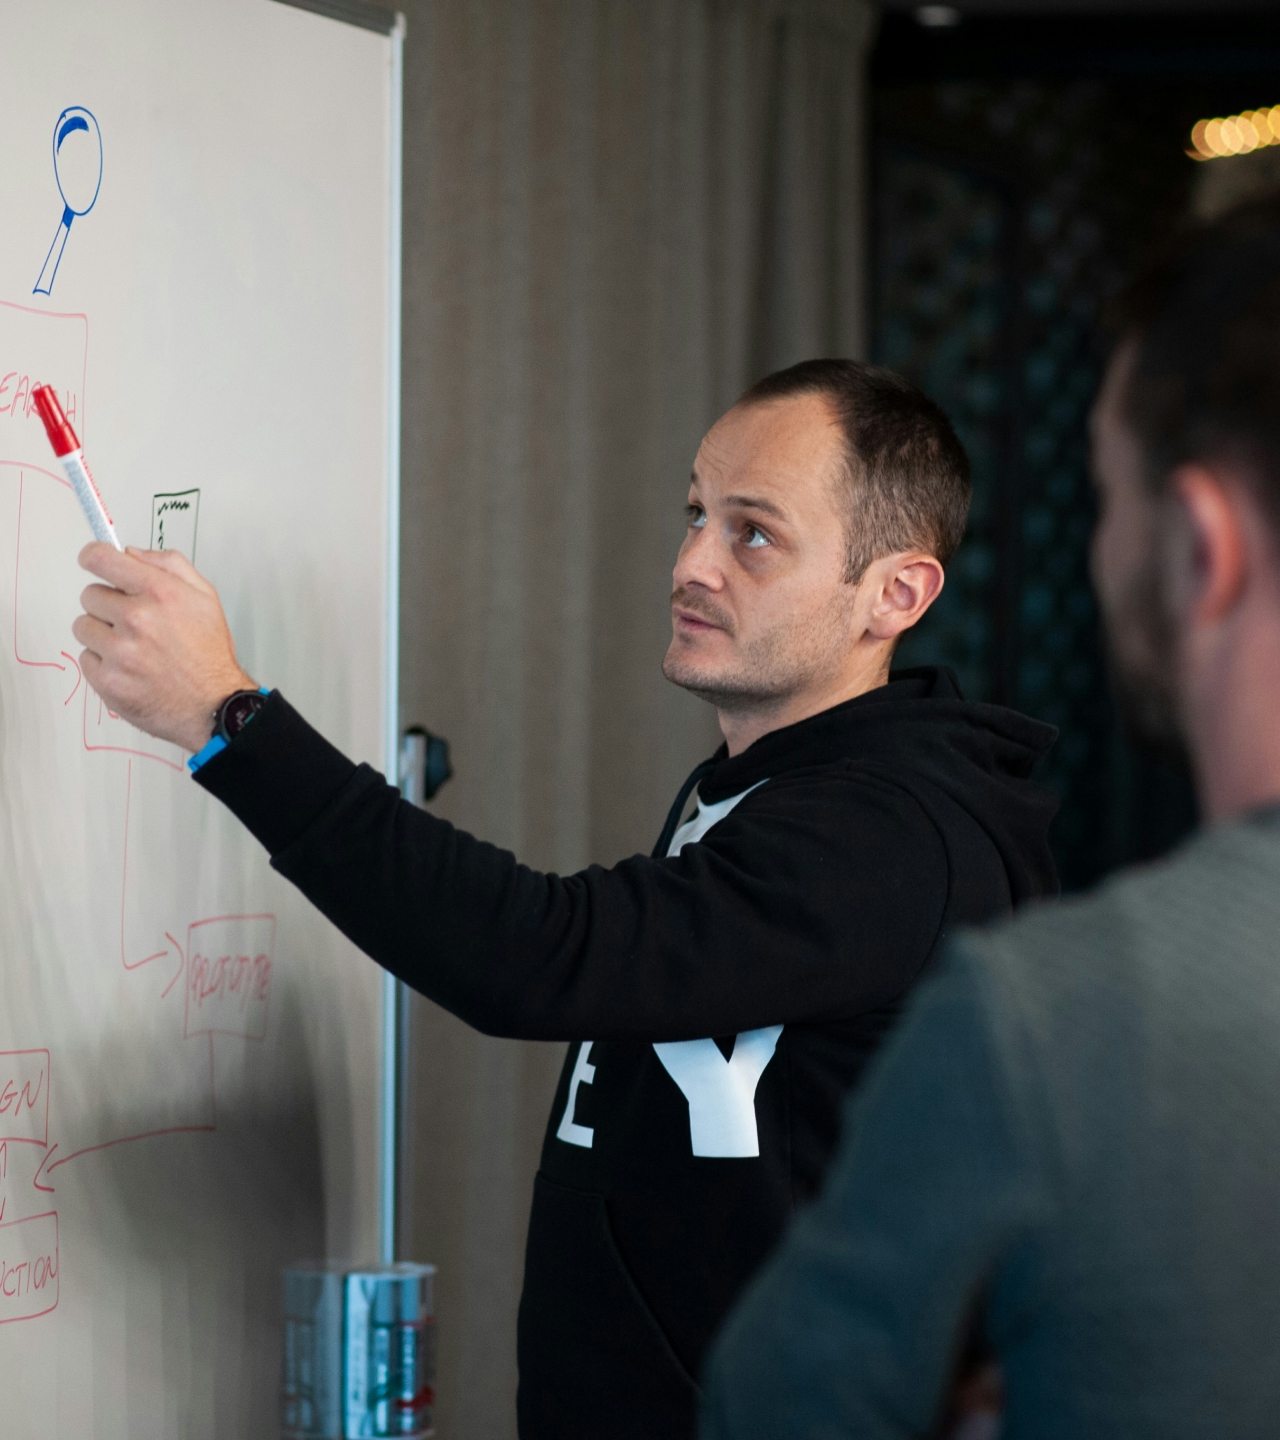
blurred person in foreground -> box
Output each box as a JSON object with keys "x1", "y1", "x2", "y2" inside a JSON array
[{"x1": 702, "y1": 195, "x2": 1280, "y2": 1440}]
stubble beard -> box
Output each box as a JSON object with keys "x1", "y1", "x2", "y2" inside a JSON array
[{"x1": 662, "y1": 584, "x2": 858, "y2": 718}]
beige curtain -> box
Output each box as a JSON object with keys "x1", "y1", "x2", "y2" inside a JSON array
[{"x1": 395, "y1": 1, "x2": 876, "y2": 1433}]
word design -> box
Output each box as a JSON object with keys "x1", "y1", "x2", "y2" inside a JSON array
[{"x1": 0, "y1": 1052, "x2": 49, "y2": 1146}]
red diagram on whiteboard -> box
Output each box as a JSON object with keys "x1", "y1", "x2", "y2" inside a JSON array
[{"x1": 0, "y1": 300, "x2": 281, "y2": 1313}]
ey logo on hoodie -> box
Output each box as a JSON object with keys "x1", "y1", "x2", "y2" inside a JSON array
[{"x1": 556, "y1": 781, "x2": 784, "y2": 1158}]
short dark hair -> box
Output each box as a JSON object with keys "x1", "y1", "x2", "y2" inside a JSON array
[
  {"x1": 738, "y1": 358, "x2": 971, "y2": 583},
  {"x1": 1114, "y1": 194, "x2": 1280, "y2": 535}
]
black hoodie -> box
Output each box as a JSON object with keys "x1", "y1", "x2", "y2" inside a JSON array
[{"x1": 194, "y1": 668, "x2": 1057, "y2": 1440}]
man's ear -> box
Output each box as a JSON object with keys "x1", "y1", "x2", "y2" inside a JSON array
[
  {"x1": 1167, "y1": 464, "x2": 1248, "y2": 628},
  {"x1": 865, "y1": 552, "x2": 946, "y2": 641}
]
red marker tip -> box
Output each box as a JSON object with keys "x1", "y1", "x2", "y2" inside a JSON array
[{"x1": 31, "y1": 385, "x2": 80, "y2": 459}]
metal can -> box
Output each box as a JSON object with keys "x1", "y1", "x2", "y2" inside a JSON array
[
  {"x1": 282, "y1": 1263, "x2": 346, "y2": 1439},
  {"x1": 343, "y1": 1264, "x2": 437, "y2": 1438}
]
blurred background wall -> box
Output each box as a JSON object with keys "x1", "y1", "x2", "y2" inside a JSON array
[
  {"x1": 380, "y1": 0, "x2": 1280, "y2": 1435},
  {"x1": 869, "y1": 5, "x2": 1280, "y2": 889}
]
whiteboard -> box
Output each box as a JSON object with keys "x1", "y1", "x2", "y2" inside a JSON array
[{"x1": 0, "y1": 1, "x2": 400, "y2": 1432}]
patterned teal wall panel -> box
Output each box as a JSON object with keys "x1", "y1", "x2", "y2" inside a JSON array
[{"x1": 873, "y1": 81, "x2": 1198, "y2": 888}]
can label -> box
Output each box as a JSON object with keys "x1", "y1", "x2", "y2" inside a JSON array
[
  {"x1": 357, "y1": 1319, "x2": 436, "y2": 1435},
  {"x1": 282, "y1": 1266, "x2": 344, "y2": 1438},
  {"x1": 343, "y1": 1284, "x2": 436, "y2": 1437}
]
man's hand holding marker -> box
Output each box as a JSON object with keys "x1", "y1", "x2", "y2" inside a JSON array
[
  {"x1": 29, "y1": 381, "x2": 253, "y2": 757},
  {"x1": 73, "y1": 543, "x2": 254, "y2": 754}
]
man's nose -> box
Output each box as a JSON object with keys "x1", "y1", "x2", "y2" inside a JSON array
[{"x1": 672, "y1": 522, "x2": 726, "y2": 592}]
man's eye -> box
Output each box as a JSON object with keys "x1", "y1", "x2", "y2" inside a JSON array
[
  {"x1": 743, "y1": 525, "x2": 770, "y2": 549},
  {"x1": 687, "y1": 505, "x2": 707, "y2": 529}
]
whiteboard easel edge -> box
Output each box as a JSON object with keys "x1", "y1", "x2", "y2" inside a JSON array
[
  {"x1": 379, "y1": 11, "x2": 406, "y2": 1267},
  {"x1": 269, "y1": 0, "x2": 400, "y2": 38}
]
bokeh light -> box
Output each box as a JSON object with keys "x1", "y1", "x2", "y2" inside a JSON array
[{"x1": 1190, "y1": 105, "x2": 1280, "y2": 160}]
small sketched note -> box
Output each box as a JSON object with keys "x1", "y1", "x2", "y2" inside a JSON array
[
  {"x1": 150, "y1": 489, "x2": 200, "y2": 562},
  {"x1": 184, "y1": 914, "x2": 276, "y2": 1042},
  {"x1": 33, "y1": 107, "x2": 102, "y2": 297}
]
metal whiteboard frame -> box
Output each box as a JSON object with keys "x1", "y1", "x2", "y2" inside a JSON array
[
  {"x1": 380, "y1": 11, "x2": 406, "y2": 1268},
  {"x1": 271, "y1": 0, "x2": 406, "y2": 1267},
  {"x1": 271, "y1": 0, "x2": 399, "y2": 36}
]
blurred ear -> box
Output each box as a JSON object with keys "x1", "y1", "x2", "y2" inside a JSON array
[
  {"x1": 1167, "y1": 465, "x2": 1247, "y2": 628},
  {"x1": 864, "y1": 552, "x2": 946, "y2": 641}
]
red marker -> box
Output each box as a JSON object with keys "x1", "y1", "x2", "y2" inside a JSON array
[{"x1": 31, "y1": 385, "x2": 123, "y2": 551}]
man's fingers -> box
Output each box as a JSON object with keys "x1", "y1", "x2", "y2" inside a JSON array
[
  {"x1": 78, "y1": 541, "x2": 152, "y2": 595},
  {"x1": 79, "y1": 582, "x2": 131, "y2": 626},
  {"x1": 73, "y1": 540, "x2": 241, "y2": 752},
  {"x1": 71, "y1": 612, "x2": 115, "y2": 656},
  {"x1": 81, "y1": 542, "x2": 220, "y2": 608},
  {"x1": 77, "y1": 648, "x2": 130, "y2": 713},
  {"x1": 126, "y1": 546, "x2": 218, "y2": 597},
  {"x1": 79, "y1": 647, "x2": 103, "y2": 690}
]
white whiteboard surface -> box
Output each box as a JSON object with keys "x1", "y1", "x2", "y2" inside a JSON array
[{"x1": 0, "y1": 1, "x2": 398, "y2": 1432}]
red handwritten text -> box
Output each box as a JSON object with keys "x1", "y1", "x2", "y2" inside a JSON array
[
  {"x1": 0, "y1": 300, "x2": 87, "y2": 473},
  {"x1": 0, "y1": 374, "x2": 74, "y2": 427},
  {"x1": 0, "y1": 1051, "x2": 49, "y2": 1146},
  {"x1": 184, "y1": 915, "x2": 276, "y2": 1041},
  {"x1": 0, "y1": 1211, "x2": 58, "y2": 1325}
]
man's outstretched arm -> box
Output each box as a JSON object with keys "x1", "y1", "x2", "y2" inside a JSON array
[
  {"x1": 72, "y1": 543, "x2": 949, "y2": 1043},
  {"x1": 700, "y1": 944, "x2": 1052, "y2": 1440}
]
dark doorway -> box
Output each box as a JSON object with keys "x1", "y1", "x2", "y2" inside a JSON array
[{"x1": 871, "y1": 10, "x2": 1280, "y2": 889}]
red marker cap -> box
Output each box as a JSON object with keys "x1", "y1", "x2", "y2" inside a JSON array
[{"x1": 31, "y1": 385, "x2": 80, "y2": 458}]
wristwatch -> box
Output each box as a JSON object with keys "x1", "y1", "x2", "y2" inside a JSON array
[
  {"x1": 214, "y1": 687, "x2": 270, "y2": 743},
  {"x1": 187, "y1": 685, "x2": 271, "y2": 775}
]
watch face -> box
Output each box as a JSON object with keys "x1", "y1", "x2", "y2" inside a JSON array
[{"x1": 221, "y1": 690, "x2": 266, "y2": 740}]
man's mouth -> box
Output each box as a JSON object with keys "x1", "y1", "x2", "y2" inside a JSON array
[
  {"x1": 670, "y1": 587, "x2": 734, "y2": 637},
  {"x1": 673, "y1": 605, "x2": 721, "y2": 632}
]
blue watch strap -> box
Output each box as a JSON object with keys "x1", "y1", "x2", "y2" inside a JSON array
[
  {"x1": 187, "y1": 734, "x2": 227, "y2": 773},
  {"x1": 188, "y1": 687, "x2": 270, "y2": 774}
]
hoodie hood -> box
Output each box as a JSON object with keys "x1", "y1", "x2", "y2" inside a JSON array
[{"x1": 698, "y1": 665, "x2": 1059, "y2": 904}]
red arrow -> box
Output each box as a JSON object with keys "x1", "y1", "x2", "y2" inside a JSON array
[{"x1": 33, "y1": 1144, "x2": 58, "y2": 1194}]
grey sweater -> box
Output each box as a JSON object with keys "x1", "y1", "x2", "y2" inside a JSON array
[{"x1": 701, "y1": 807, "x2": 1280, "y2": 1439}]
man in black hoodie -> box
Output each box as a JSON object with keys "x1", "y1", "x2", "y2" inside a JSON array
[{"x1": 72, "y1": 359, "x2": 1057, "y2": 1439}]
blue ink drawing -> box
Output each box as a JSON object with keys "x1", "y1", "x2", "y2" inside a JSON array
[{"x1": 33, "y1": 107, "x2": 102, "y2": 297}]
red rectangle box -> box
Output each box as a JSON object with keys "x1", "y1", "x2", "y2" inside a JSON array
[
  {"x1": 82, "y1": 689, "x2": 186, "y2": 773},
  {"x1": 0, "y1": 1211, "x2": 59, "y2": 1325},
  {"x1": 0, "y1": 1050, "x2": 49, "y2": 1146},
  {"x1": 184, "y1": 914, "x2": 276, "y2": 1041}
]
